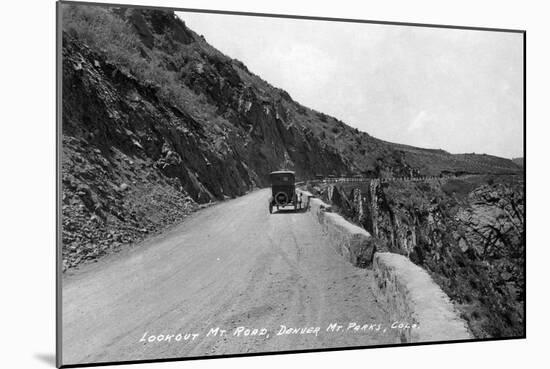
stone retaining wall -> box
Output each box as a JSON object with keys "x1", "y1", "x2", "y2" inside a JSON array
[
  {"x1": 298, "y1": 189, "x2": 472, "y2": 342},
  {"x1": 307, "y1": 195, "x2": 376, "y2": 268},
  {"x1": 373, "y1": 252, "x2": 471, "y2": 342}
]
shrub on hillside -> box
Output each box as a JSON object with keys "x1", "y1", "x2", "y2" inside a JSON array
[
  {"x1": 62, "y1": 4, "x2": 199, "y2": 113},
  {"x1": 63, "y1": 5, "x2": 143, "y2": 73}
]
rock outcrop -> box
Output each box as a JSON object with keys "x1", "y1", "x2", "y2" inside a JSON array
[{"x1": 312, "y1": 175, "x2": 525, "y2": 339}]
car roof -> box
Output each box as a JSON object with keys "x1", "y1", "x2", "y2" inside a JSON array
[{"x1": 270, "y1": 170, "x2": 295, "y2": 175}]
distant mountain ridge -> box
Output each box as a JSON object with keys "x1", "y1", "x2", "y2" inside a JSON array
[{"x1": 512, "y1": 157, "x2": 524, "y2": 167}]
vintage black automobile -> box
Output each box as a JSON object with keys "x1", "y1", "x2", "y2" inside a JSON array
[{"x1": 268, "y1": 170, "x2": 298, "y2": 213}]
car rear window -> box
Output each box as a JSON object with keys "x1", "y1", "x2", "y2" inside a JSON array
[{"x1": 271, "y1": 174, "x2": 294, "y2": 185}]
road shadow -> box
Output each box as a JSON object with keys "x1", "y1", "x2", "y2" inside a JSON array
[
  {"x1": 34, "y1": 353, "x2": 56, "y2": 366},
  {"x1": 270, "y1": 207, "x2": 309, "y2": 215}
]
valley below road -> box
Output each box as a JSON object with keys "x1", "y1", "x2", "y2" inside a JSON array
[{"x1": 62, "y1": 188, "x2": 401, "y2": 366}]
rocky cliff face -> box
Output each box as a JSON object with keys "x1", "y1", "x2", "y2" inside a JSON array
[
  {"x1": 61, "y1": 6, "x2": 349, "y2": 270},
  {"x1": 60, "y1": 4, "x2": 522, "y2": 271},
  {"x1": 314, "y1": 175, "x2": 525, "y2": 338}
]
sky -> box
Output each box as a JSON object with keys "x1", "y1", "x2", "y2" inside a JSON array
[{"x1": 177, "y1": 12, "x2": 524, "y2": 158}]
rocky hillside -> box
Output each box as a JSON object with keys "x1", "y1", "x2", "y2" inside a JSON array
[
  {"x1": 60, "y1": 4, "x2": 522, "y2": 270},
  {"x1": 512, "y1": 157, "x2": 524, "y2": 167},
  {"x1": 311, "y1": 175, "x2": 525, "y2": 338}
]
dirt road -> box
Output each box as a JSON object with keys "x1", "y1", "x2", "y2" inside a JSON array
[{"x1": 62, "y1": 189, "x2": 398, "y2": 365}]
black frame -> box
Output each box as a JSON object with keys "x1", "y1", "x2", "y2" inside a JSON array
[{"x1": 56, "y1": 1, "x2": 527, "y2": 367}]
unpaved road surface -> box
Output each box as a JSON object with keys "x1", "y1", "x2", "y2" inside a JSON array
[{"x1": 62, "y1": 189, "x2": 398, "y2": 365}]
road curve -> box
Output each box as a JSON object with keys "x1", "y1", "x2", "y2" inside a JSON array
[{"x1": 62, "y1": 188, "x2": 398, "y2": 365}]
